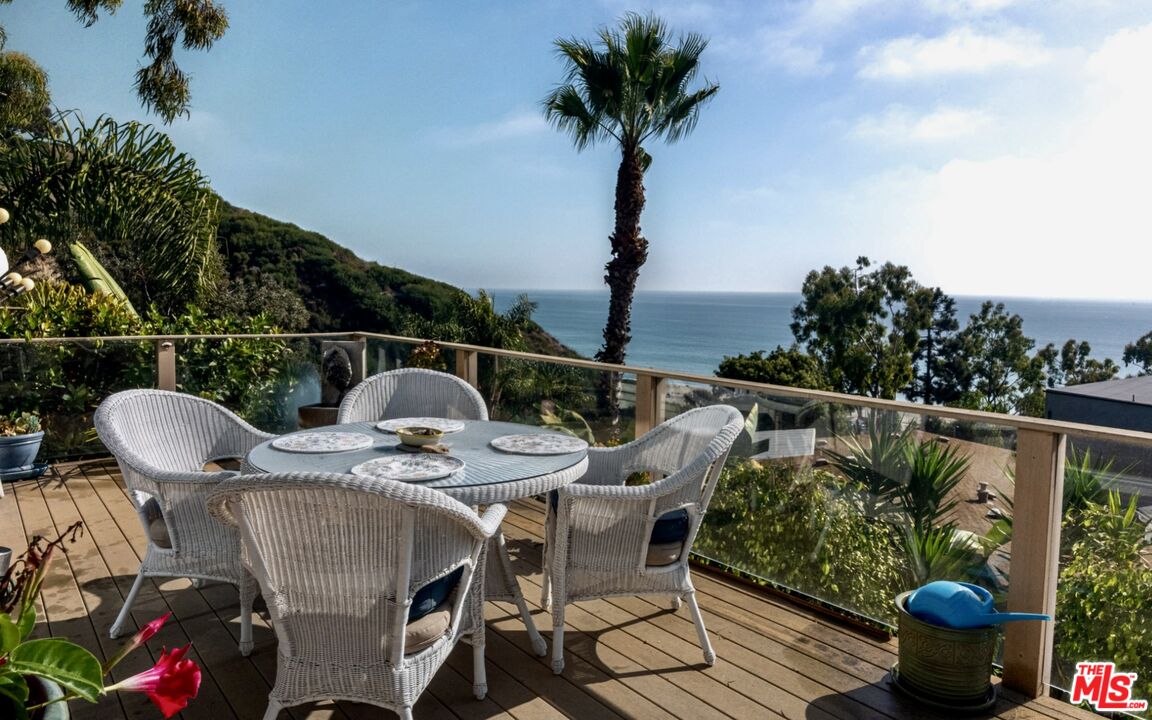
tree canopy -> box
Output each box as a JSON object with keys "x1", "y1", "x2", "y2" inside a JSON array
[
  {"x1": 0, "y1": 35, "x2": 54, "y2": 139},
  {"x1": 0, "y1": 0, "x2": 228, "y2": 123}
]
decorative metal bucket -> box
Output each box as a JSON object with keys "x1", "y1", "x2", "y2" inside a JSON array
[{"x1": 894, "y1": 591, "x2": 999, "y2": 706}]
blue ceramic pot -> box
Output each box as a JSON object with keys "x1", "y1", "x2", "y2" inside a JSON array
[
  {"x1": 0, "y1": 431, "x2": 44, "y2": 472},
  {"x1": 0, "y1": 676, "x2": 70, "y2": 720}
]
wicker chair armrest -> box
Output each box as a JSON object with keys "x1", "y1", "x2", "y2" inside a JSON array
[
  {"x1": 475, "y1": 504, "x2": 508, "y2": 539},
  {"x1": 146, "y1": 468, "x2": 238, "y2": 485},
  {"x1": 560, "y1": 479, "x2": 675, "y2": 501}
]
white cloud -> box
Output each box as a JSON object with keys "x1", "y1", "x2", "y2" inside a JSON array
[
  {"x1": 754, "y1": 30, "x2": 832, "y2": 75},
  {"x1": 885, "y1": 23, "x2": 1152, "y2": 299},
  {"x1": 430, "y1": 111, "x2": 548, "y2": 148},
  {"x1": 853, "y1": 105, "x2": 995, "y2": 141},
  {"x1": 924, "y1": 0, "x2": 1021, "y2": 17},
  {"x1": 859, "y1": 26, "x2": 1050, "y2": 79}
]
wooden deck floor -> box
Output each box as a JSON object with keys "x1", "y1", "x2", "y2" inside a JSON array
[{"x1": 0, "y1": 458, "x2": 1097, "y2": 720}]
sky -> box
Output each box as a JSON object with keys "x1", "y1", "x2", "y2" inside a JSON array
[{"x1": 4, "y1": 0, "x2": 1152, "y2": 300}]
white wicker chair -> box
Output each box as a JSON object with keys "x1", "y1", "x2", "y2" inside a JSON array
[
  {"x1": 542, "y1": 405, "x2": 744, "y2": 674},
  {"x1": 336, "y1": 368, "x2": 489, "y2": 423},
  {"x1": 207, "y1": 472, "x2": 505, "y2": 720},
  {"x1": 93, "y1": 389, "x2": 274, "y2": 653}
]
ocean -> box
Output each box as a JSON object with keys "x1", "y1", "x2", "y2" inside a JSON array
[{"x1": 487, "y1": 289, "x2": 1152, "y2": 378}]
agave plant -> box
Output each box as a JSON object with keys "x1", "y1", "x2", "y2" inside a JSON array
[
  {"x1": 825, "y1": 415, "x2": 912, "y2": 521},
  {"x1": 899, "y1": 439, "x2": 971, "y2": 535}
]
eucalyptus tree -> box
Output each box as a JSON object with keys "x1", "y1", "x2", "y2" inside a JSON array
[
  {"x1": 790, "y1": 257, "x2": 921, "y2": 399},
  {"x1": 0, "y1": 114, "x2": 222, "y2": 312},
  {"x1": 0, "y1": 0, "x2": 228, "y2": 122},
  {"x1": 1038, "y1": 339, "x2": 1118, "y2": 388},
  {"x1": 0, "y1": 34, "x2": 55, "y2": 140},
  {"x1": 543, "y1": 12, "x2": 719, "y2": 420}
]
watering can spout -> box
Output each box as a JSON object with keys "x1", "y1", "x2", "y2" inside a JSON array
[{"x1": 983, "y1": 612, "x2": 1051, "y2": 625}]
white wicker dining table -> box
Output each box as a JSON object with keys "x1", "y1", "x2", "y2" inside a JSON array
[{"x1": 242, "y1": 419, "x2": 589, "y2": 655}]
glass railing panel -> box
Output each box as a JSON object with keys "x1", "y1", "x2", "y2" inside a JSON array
[
  {"x1": 477, "y1": 354, "x2": 634, "y2": 444},
  {"x1": 173, "y1": 335, "x2": 320, "y2": 434},
  {"x1": 364, "y1": 337, "x2": 421, "y2": 376},
  {"x1": 1, "y1": 338, "x2": 156, "y2": 459},
  {"x1": 1050, "y1": 433, "x2": 1152, "y2": 717},
  {"x1": 666, "y1": 381, "x2": 1019, "y2": 628}
]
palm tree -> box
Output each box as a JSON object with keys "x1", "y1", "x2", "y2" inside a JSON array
[{"x1": 543, "y1": 12, "x2": 719, "y2": 422}]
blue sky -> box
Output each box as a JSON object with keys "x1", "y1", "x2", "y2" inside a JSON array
[{"x1": 4, "y1": 0, "x2": 1152, "y2": 299}]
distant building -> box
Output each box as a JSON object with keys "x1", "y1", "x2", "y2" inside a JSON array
[
  {"x1": 1046, "y1": 376, "x2": 1152, "y2": 433},
  {"x1": 1045, "y1": 376, "x2": 1152, "y2": 498}
]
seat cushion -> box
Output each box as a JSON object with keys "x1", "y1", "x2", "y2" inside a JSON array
[
  {"x1": 410, "y1": 566, "x2": 463, "y2": 622},
  {"x1": 650, "y1": 508, "x2": 690, "y2": 544},
  {"x1": 645, "y1": 541, "x2": 683, "y2": 566},
  {"x1": 149, "y1": 517, "x2": 172, "y2": 549},
  {"x1": 138, "y1": 498, "x2": 172, "y2": 549},
  {"x1": 405, "y1": 601, "x2": 451, "y2": 655}
]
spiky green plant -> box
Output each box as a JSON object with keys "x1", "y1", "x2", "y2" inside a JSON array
[{"x1": 899, "y1": 439, "x2": 971, "y2": 534}]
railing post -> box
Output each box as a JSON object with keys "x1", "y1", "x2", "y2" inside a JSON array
[
  {"x1": 156, "y1": 340, "x2": 176, "y2": 391},
  {"x1": 634, "y1": 373, "x2": 667, "y2": 437},
  {"x1": 455, "y1": 349, "x2": 478, "y2": 388},
  {"x1": 1003, "y1": 428, "x2": 1066, "y2": 697}
]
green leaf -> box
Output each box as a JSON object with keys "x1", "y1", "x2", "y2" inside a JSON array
[
  {"x1": 8, "y1": 638, "x2": 104, "y2": 702},
  {"x1": 0, "y1": 672, "x2": 30, "y2": 720},
  {"x1": 16, "y1": 585, "x2": 38, "y2": 642},
  {"x1": 0, "y1": 613, "x2": 22, "y2": 654}
]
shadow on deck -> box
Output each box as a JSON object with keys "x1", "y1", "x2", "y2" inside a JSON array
[{"x1": 0, "y1": 459, "x2": 1096, "y2": 720}]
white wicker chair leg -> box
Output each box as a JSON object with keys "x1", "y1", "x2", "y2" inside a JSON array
[
  {"x1": 686, "y1": 592, "x2": 715, "y2": 665},
  {"x1": 399, "y1": 706, "x2": 414, "y2": 720},
  {"x1": 472, "y1": 633, "x2": 488, "y2": 700},
  {"x1": 668, "y1": 596, "x2": 682, "y2": 611},
  {"x1": 540, "y1": 573, "x2": 551, "y2": 611},
  {"x1": 261, "y1": 699, "x2": 283, "y2": 720},
  {"x1": 110, "y1": 571, "x2": 146, "y2": 639},
  {"x1": 551, "y1": 608, "x2": 565, "y2": 674},
  {"x1": 238, "y1": 577, "x2": 256, "y2": 656},
  {"x1": 190, "y1": 578, "x2": 205, "y2": 589}
]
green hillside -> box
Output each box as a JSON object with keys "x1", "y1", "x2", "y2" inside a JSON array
[
  {"x1": 216, "y1": 202, "x2": 577, "y2": 357},
  {"x1": 216, "y1": 202, "x2": 465, "y2": 333}
]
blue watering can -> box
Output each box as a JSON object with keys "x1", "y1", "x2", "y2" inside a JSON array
[{"x1": 906, "y1": 581, "x2": 1051, "y2": 629}]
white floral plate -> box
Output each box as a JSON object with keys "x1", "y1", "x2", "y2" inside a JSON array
[
  {"x1": 350, "y1": 455, "x2": 465, "y2": 482},
  {"x1": 375, "y1": 417, "x2": 467, "y2": 434},
  {"x1": 490, "y1": 433, "x2": 589, "y2": 455},
  {"x1": 271, "y1": 432, "x2": 375, "y2": 453}
]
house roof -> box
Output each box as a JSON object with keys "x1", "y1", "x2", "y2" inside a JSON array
[{"x1": 1046, "y1": 375, "x2": 1152, "y2": 405}]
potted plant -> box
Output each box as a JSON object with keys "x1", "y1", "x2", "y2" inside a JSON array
[
  {"x1": 0, "y1": 412, "x2": 45, "y2": 480},
  {"x1": 0, "y1": 522, "x2": 202, "y2": 719}
]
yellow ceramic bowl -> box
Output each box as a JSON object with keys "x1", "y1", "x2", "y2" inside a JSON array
[{"x1": 395, "y1": 426, "x2": 444, "y2": 447}]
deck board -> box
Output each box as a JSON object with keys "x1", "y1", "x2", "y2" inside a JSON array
[{"x1": 0, "y1": 459, "x2": 1100, "y2": 720}]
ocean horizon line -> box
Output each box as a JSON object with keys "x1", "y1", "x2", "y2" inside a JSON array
[{"x1": 478, "y1": 288, "x2": 1152, "y2": 305}]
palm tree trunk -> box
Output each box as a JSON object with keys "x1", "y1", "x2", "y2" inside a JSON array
[{"x1": 595, "y1": 144, "x2": 648, "y2": 431}]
